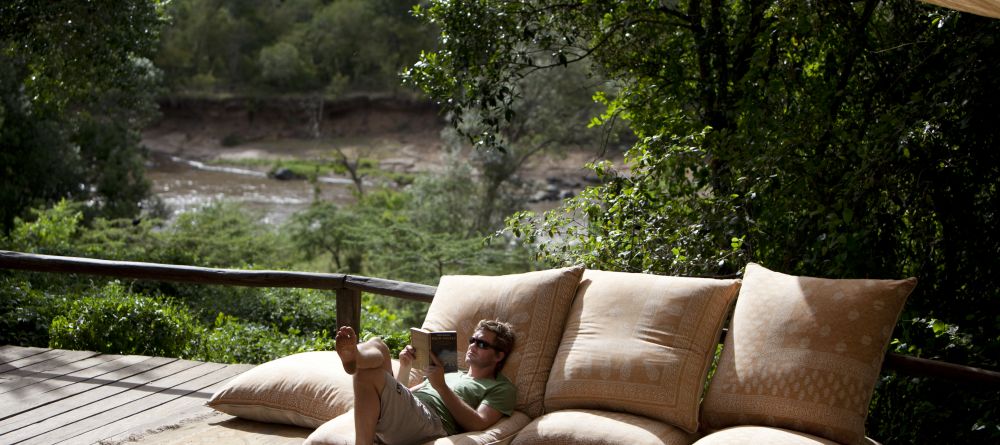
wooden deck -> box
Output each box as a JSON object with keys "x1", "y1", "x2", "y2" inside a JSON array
[{"x1": 0, "y1": 345, "x2": 312, "y2": 444}]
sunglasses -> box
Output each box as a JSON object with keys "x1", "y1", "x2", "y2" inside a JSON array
[{"x1": 468, "y1": 336, "x2": 497, "y2": 350}]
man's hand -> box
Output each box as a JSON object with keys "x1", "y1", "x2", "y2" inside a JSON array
[
  {"x1": 398, "y1": 345, "x2": 415, "y2": 367},
  {"x1": 397, "y1": 345, "x2": 416, "y2": 387},
  {"x1": 426, "y1": 352, "x2": 447, "y2": 390}
]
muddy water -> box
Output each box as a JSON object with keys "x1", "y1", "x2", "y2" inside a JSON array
[{"x1": 147, "y1": 152, "x2": 357, "y2": 225}]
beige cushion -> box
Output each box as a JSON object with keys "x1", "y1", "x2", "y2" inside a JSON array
[
  {"x1": 304, "y1": 410, "x2": 531, "y2": 445},
  {"x1": 425, "y1": 411, "x2": 532, "y2": 445},
  {"x1": 693, "y1": 426, "x2": 842, "y2": 445},
  {"x1": 303, "y1": 410, "x2": 355, "y2": 445},
  {"x1": 422, "y1": 266, "x2": 585, "y2": 418},
  {"x1": 207, "y1": 351, "x2": 412, "y2": 428},
  {"x1": 693, "y1": 426, "x2": 884, "y2": 445},
  {"x1": 511, "y1": 409, "x2": 697, "y2": 445},
  {"x1": 544, "y1": 270, "x2": 741, "y2": 432},
  {"x1": 700, "y1": 263, "x2": 916, "y2": 445}
]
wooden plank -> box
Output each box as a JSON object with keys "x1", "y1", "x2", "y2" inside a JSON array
[
  {"x1": 0, "y1": 346, "x2": 51, "y2": 365},
  {"x1": 94, "y1": 363, "x2": 254, "y2": 444},
  {"x1": 5, "y1": 358, "x2": 207, "y2": 444},
  {"x1": 0, "y1": 354, "x2": 150, "y2": 414},
  {"x1": 0, "y1": 356, "x2": 180, "y2": 436},
  {"x1": 63, "y1": 363, "x2": 254, "y2": 444},
  {"x1": 0, "y1": 349, "x2": 100, "y2": 394},
  {"x1": 0, "y1": 349, "x2": 77, "y2": 375}
]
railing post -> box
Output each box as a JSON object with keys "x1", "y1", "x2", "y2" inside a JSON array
[{"x1": 336, "y1": 288, "x2": 362, "y2": 334}]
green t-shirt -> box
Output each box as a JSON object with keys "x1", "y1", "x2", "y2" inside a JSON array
[{"x1": 413, "y1": 371, "x2": 516, "y2": 435}]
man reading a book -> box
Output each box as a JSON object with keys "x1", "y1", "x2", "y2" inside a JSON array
[{"x1": 335, "y1": 319, "x2": 516, "y2": 445}]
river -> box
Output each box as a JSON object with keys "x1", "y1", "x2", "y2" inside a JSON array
[{"x1": 146, "y1": 151, "x2": 358, "y2": 225}]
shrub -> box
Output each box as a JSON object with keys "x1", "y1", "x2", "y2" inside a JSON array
[
  {"x1": 360, "y1": 299, "x2": 409, "y2": 356},
  {"x1": 191, "y1": 314, "x2": 335, "y2": 364},
  {"x1": 0, "y1": 277, "x2": 73, "y2": 346},
  {"x1": 158, "y1": 201, "x2": 289, "y2": 268},
  {"x1": 49, "y1": 282, "x2": 200, "y2": 357},
  {"x1": 4, "y1": 199, "x2": 83, "y2": 255}
]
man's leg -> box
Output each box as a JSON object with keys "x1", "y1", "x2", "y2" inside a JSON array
[{"x1": 335, "y1": 326, "x2": 394, "y2": 445}]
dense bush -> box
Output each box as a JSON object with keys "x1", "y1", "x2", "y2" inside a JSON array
[
  {"x1": 1, "y1": 2, "x2": 163, "y2": 232},
  {"x1": 191, "y1": 314, "x2": 335, "y2": 364},
  {"x1": 49, "y1": 282, "x2": 200, "y2": 357},
  {"x1": 411, "y1": 1, "x2": 999, "y2": 442},
  {"x1": 155, "y1": 0, "x2": 436, "y2": 95},
  {"x1": 0, "y1": 278, "x2": 73, "y2": 346}
]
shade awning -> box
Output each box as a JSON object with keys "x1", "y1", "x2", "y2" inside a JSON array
[{"x1": 922, "y1": 0, "x2": 1000, "y2": 18}]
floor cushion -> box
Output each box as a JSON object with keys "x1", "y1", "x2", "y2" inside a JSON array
[
  {"x1": 206, "y1": 351, "x2": 356, "y2": 428},
  {"x1": 207, "y1": 351, "x2": 414, "y2": 428}
]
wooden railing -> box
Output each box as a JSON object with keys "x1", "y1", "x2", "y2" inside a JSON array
[
  {"x1": 1, "y1": 250, "x2": 998, "y2": 387},
  {"x1": 0, "y1": 250, "x2": 435, "y2": 334}
]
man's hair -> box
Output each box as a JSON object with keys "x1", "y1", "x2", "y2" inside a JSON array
[{"x1": 477, "y1": 319, "x2": 515, "y2": 372}]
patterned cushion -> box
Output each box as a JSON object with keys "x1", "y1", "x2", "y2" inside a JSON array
[
  {"x1": 421, "y1": 266, "x2": 585, "y2": 418},
  {"x1": 700, "y1": 263, "x2": 916, "y2": 445},
  {"x1": 510, "y1": 409, "x2": 697, "y2": 445},
  {"x1": 207, "y1": 352, "x2": 413, "y2": 428},
  {"x1": 304, "y1": 410, "x2": 533, "y2": 445},
  {"x1": 543, "y1": 270, "x2": 741, "y2": 432},
  {"x1": 206, "y1": 351, "x2": 355, "y2": 428}
]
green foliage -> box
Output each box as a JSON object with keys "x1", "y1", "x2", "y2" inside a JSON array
[
  {"x1": 166, "y1": 285, "x2": 338, "y2": 333},
  {"x1": 289, "y1": 183, "x2": 534, "y2": 286},
  {"x1": 0, "y1": 1, "x2": 165, "y2": 232},
  {"x1": 258, "y1": 41, "x2": 316, "y2": 89},
  {"x1": 359, "y1": 299, "x2": 409, "y2": 356},
  {"x1": 1, "y1": 196, "x2": 527, "y2": 365},
  {"x1": 0, "y1": 277, "x2": 73, "y2": 346},
  {"x1": 412, "y1": 0, "x2": 1000, "y2": 442},
  {"x1": 49, "y1": 282, "x2": 199, "y2": 357},
  {"x1": 5, "y1": 199, "x2": 83, "y2": 255},
  {"x1": 160, "y1": 202, "x2": 289, "y2": 268},
  {"x1": 506, "y1": 130, "x2": 745, "y2": 275},
  {"x1": 156, "y1": 0, "x2": 436, "y2": 95},
  {"x1": 191, "y1": 313, "x2": 335, "y2": 364}
]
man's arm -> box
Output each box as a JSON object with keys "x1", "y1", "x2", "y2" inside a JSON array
[{"x1": 426, "y1": 355, "x2": 505, "y2": 431}]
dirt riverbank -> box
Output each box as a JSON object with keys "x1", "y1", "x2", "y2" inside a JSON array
[{"x1": 144, "y1": 95, "x2": 618, "y2": 181}]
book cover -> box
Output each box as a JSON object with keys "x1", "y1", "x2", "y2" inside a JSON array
[{"x1": 410, "y1": 327, "x2": 458, "y2": 373}]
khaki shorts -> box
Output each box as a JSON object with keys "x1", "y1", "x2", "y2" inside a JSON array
[{"x1": 375, "y1": 372, "x2": 448, "y2": 445}]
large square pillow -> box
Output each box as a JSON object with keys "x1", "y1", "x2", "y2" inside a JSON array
[
  {"x1": 544, "y1": 270, "x2": 741, "y2": 432},
  {"x1": 700, "y1": 263, "x2": 916, "y2": 445},
  {"x1": 207, "y1": 351, "x2": 413, "y2": 428},
  {"x1": 421, "y1": 266, "x2": 585, "y2": 418}
]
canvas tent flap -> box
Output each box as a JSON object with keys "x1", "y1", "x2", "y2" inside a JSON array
[{"x1": 922, "y1": 0, "x2": 1000, "y2": 18}]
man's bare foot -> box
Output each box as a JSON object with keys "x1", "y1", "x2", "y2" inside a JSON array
[{"x1": 335, "y1": 326, "x2": 359, "y2": 374}]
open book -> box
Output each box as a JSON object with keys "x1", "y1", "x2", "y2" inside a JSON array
[{"x1": 410, "y1": 327, "x2": 458, "y2": 373}]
